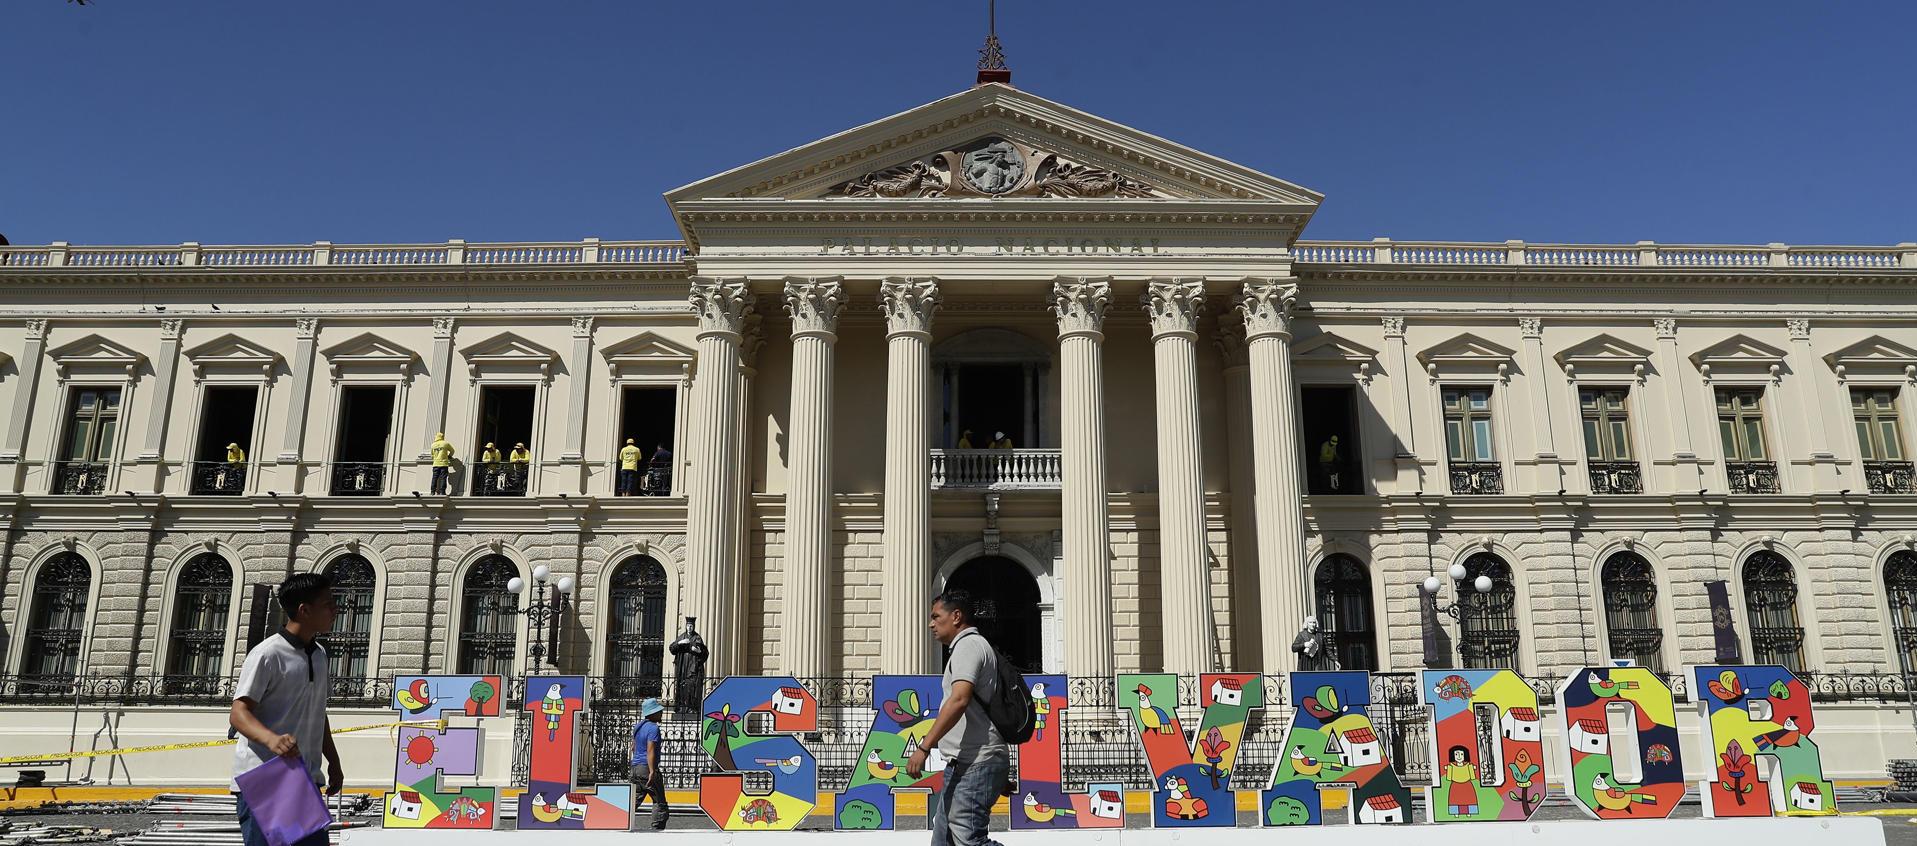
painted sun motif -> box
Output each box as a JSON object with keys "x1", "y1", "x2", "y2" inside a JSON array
[{"x1": 406, "y1": 733, "x2": 438, "y2": 766}]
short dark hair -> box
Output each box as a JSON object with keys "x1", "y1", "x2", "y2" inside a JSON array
[
  {"x1": 932, "y1": 589, "x2": 974, "y2": 624},
  {"x1": 279, "y1": 572, "x2": 333, "y2": 616}
]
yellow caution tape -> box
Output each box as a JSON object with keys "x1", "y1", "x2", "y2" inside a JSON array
[{"x1": 0, "y1": 719, "x2": 448, "y2": 766}]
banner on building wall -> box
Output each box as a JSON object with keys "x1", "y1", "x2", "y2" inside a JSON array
[{"x1": 1705, "y1": 581, "x2": 1744, "y2": 663}]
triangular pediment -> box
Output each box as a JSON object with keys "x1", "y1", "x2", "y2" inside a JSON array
[
  {"x1": 1292, "y1": 332, "x2": 1379, "y2": 365},
  {"x1": 460, "y1": 332, "x2": 557, "y2": 381},
  {"x1": 1417, "y1": 333, "x2": 1516, "y2": 367},
  {"x1": 602, "y1": 331, "x2": 695, "y2": 380},
  {"x1": 321, "y1": 332, "x2": 417, "y2": 380},
  {"x1": 1824, "y1": 335, "x2": 1917, "y2": 373},
  {"x1": 667, "y1": 84, "x2": 1322, "y2": 209},
  {"x1": 48, "y1": 334, "x2": 144, "y2": 376},
  {"x1": 1554, "y1": 333, "x2": 1653, "y2": 375},
  {"x1": 184, "y1": 333, "x2": 282, "y2": 376},
  {"x1": 1689, "y1": 334, "x2": 1787, "y2": 370}
]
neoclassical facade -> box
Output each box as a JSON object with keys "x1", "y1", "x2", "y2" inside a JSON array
[{"x1": 2, "y1": 83, "x2": 1915, "y2": 783}]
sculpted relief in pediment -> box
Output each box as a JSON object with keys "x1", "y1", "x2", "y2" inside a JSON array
[{"x1": 828, "y1": 135, "x2": 1160, "y2": 200}]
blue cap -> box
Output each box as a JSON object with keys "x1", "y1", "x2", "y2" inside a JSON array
[{"x1": 641, "y1": 697, "x2": 664, "y2": 718}]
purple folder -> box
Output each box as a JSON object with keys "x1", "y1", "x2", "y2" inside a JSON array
[{"x1": 235, "y1": 755, "x2": 332, "y2": 846}]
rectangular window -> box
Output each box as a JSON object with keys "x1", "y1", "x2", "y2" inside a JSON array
[
  {"x1": 1579, "y1": 387, "x2": 1633, "y2": 461},
  {"x1": 1854, "y1": 387, "x2": 1906, "y2": 461},
  {"x1": 61, "y1": 388, "x2": 120, "y2": 462},
  {"x1": 1715, "y1": 388, "x2": 1768, "y2": 461},
  {"x1": 617, "y1": 386, "x2": 677, "y2": 496},
  {"x1": 1442, "y1": 386, "x2": 1496, "y2": 462},
  {"x1": 331, "y1": 386, "x2": 396, "y2": 496},
  {"x1": 192, "y1": 386, "x2": 259, "y2": 495},
  {"x1": 473, "y1": 385, "x2": 536, "y2": 496},
  {"x1": 1301, "y1": 386, "x2": 1363, "y2": 495}
]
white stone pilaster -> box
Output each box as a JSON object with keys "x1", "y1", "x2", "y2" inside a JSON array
[
  {"x1": 1053, "y1": 277, "x2": 1114, "y2": 680},
  {"x1": 1381, "y1": 316, "x2": 1422, "y2": 492},
  {"x1": 1, "y1": 320, "x2": 49, "y2": 492},
  {"x1": 1519, "y1": 317, "x2": 1564, "y2": 493},
  {"x1": 418, "y1": 317, "x2": 456, "y2": 458},
  {"x1": 1241, "y1": 278, "x2": 1308, "y2": 673},
  {"x1": 138, "y1": 320, "x2": 185, "y2": 491},
  {"x1": 780, "y1": 277, "x2": 844, "y2": 678},
  {"x1": 1653, "y1": 318, "x2": 1703, "y2": 490},
  {"x1": 685, "y1": 278, "x2": 754, "y2": 675},
  {"x1": 561, "y1": 316, "x2": 595, "y2": 463},
  {"x1": 1786, "y1": 318, "x2": 1840, "y2": 491},
  {"x1": 1144, "y1": 279, "x2": 1213, "y2": 674},
  {"x1": 879, "y1": 278, "x2": 941, "y2": 673},
  {"x1": 277, "y1": 318, "x2": 319, "y2": 469}
]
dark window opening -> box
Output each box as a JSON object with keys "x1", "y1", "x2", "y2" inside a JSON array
[
  {"x1": 332, "y1": 386, "x2": 395, "y2": 495},
  {"x1": 192, "y1": 386, "x2": 258, "y2": 495},
  {"x1": 22, "y1": 552, "x2": 91, "y2": 683},
  {"x1": 1600, "y1": 552, "x2": 1664, "y2": 673},
  {"x1": 167, "y1": 553, "x2": 233, "y2": 679},
  {"x1": 605, "y1": 555, "x2": 668, "y2": 698},
  {"x1": 1888, "y1": 551, "x2": 1917, "y2": 677},
  {"x1": 1301, "y1": 386, "x2": 1363, "y2": 495},
  {"x1": 617, "y1": 387, "x2": 677, "y2": 496},
  {"x1": 942, "y1": 363, "x2": 1043, "y2": 449},
  {"x1": 1457, "y1": 553, "x2": 1519, "y2": 670},
  {"x1": 473, "y1": 385, "x2": 535, "y2": 496},
  {"x1": 321, "y1": 555, "x2": 376, "y2": 682},
  {"x1": 1314, "y1": 554, "x2": 1377, "y2": 670},
  {"x1": 1742, "y1": 550, "x2": 1805, "y2": 671},
  {"x1": 458, "y1": 555, "x2": 519, "y2": 675},
  {"x1": 943, "y1": 555, "x2": 1042, "y2": 672}
]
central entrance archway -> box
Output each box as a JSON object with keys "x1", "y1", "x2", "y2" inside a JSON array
[{"x1": 944, "y1": 554, "x2": 1044, "y2": 672}]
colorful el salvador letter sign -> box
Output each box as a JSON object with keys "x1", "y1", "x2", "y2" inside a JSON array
[
  {"x1": 518, "y1": 675, "x2": 633, "y2": 828},
  {"x1": 834, "y1": 675, "x2": 946, "y2": 830},
  {"x1": 385, "y1": 675, "x2": 501, "y2": 829},
  {"x1": 1557, "y1": 666, "x2": 1686, "y2": 819},
  {"x1": 1264, "y1": 671, "x2": 1414, "y2": 825},
  {"x1": 1119, "y1": 672, "x2": 1262, "y2": 827},
  {"x1": 1014, "y1": 674, "x2": 1126, "y2": 829},
  {"x1": 698, "y1": 677, "x2": 819, "y2": 830},
  {"x1": 1421, "y1": 669, "x2": 1548, "y2": 821},
  {"x1": 1693, "y1": 665, "x2": 1835, "y2": 816}
]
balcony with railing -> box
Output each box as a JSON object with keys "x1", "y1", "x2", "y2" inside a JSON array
[
  {"x1": 472, "y1": 463, "x2": 529, "y2": 497},
  {"x1": 51, "y1": 461, "x2": 108, "y2": 495},
  {"x1": 189, "y1": 461, "x2": 247, "y2": 495},
  {"x1": 329, "y1": 462, "x2": 388, "y2": 496},
  {"x1": 1588, "y1": 461, "x2": 1643, "y2": 494},
  {"x1": 0, "y1": 238, "x2": 686, "y2": 271},
  {"x1": 1447, "y1": 462, "x2": 1503, "y2": 495},
  {"x1": 1726, "y1": 460, "x2": 1782, "y2": 494},
  {"x1": 1866, "y1": 461, "x2": 1917, "y2": 495},
  {"x1": 1293, "y1": 238, "x2": 1917, "y2": 271},
  {"x1": 930, "y1": 449, "x2": 1063, "y2": 489}
]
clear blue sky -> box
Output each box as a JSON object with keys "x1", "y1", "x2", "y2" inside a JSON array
[{"x1": 4, "y1": 1, "x2": 1912, "y2": 247}]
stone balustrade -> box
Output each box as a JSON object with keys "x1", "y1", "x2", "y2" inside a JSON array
[
  {"x1": 0, "y1": 238, "x2": 686, "y2": 269},
  {"x1": 929, "y1": 448, "x2": 1063, "y2": 489},
  {"x1": 1293, "y1": 238, "x2": 1917, "y2": 269}
]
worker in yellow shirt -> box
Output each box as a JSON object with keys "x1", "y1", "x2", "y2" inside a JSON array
[
  {"x1": 509, "y1": 443, "x2": 531, "y2": 464},
  {"x1": 480, "y1": 442, "x2": 502, "y2": 465},
  {"x1": 217, "y1": 443, "x2": 247, "y2": 491},
  {"x1": 429, "y1": 432, "x2": 455, "y2": 495},
  {"x1": 619, "y1": 438, "x2": 643, "y2": 496}
]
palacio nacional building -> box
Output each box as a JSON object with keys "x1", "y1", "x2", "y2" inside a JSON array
[{"x1": 1, "y1": 74, "x2": 1914, "y2": 784}]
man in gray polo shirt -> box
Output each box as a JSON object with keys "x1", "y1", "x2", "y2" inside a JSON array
[
  {"x1": 229, "y1": 572, "x2": 343, "y2": 846},
  {"x1": 906, "y1": 589, "x2": 1007, "y2": 846}
]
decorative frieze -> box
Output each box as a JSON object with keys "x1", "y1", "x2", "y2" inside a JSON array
[
  {"x1": 1142, "y1": 279, "x2": 1205, "y2": 338},
  {"x1": 1051, "y1": 277, "x2": 1112, "y2": 337},
  {"x1": 829, "y1": 136, "x2": 1157, "y2": 199}
]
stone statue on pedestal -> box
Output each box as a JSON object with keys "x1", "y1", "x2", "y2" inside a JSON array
[
  {"x1": 669, "y1": 616, "x2": 709, "y2": 714},
  {"x1": 1291, "y1": 616, "x2": 1338, "y2": 671}
]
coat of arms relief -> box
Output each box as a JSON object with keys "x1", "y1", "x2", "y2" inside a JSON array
[{"x1": 829, "y1": 136, "x2": 1157, "y2": 199}]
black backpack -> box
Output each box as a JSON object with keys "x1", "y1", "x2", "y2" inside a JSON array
[{"x1": 956, "y1": 630, "x2": 1036, "y2": 744}]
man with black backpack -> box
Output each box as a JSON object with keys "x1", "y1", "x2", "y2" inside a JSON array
[{"x1": 907, "y1": 589, "x2": 1028, "y2": 846}]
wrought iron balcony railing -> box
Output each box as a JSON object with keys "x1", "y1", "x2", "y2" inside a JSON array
[
  {"x1": 51, "y1": 461, "x2": 108, "y2": 495},
  {"x1": 1726, "y1": 460, "x2": 1782, "y2": 494},
  {"x1": 1447, "y1": 462, "x2": 1504, "y2": 494},
  {"x1": 329, "y1": 462, "x2": 386, "y2": 496},
  {"x1": 1866, "y1": 460, "x2": 1917, "y2": 494},
  {"x1": 189, "y1": 461, "x2": 247, "y2": 495},
  {"x1": 1588, "y1": 460, "x2": 1643, "y2": 494},
  {"x1": 472, "y1": 464, "x2": 529, "y2": 497},
  {"x1": 930, "y1": 448, "x2": 1062, "y2": 489}
]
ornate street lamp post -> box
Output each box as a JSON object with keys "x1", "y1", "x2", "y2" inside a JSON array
[
  {"x1": 507, "y1": 564, "x2": 574, "y2": 670},
  {"x1": 1416, "y1": 561, "x2": 1492, "y2": 668}
]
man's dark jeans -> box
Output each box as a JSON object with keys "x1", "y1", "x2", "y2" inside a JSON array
[
  {"x1": 236, "y1": 790, "x2": 328, "y2": 846},
  {"x1": 930, "y1": 756, "x2": 1007, "y2": 846}
]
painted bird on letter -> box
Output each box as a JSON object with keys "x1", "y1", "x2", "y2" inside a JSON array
[
  {"x1": 1134, "y1": 684, "x2": 1174, "y2": 735},
  {"x1": 865, "y1": 751, "x2": 899, "y2": 781},
  {"x1": 755, "y1": 755, "x2": 803, "y2": 775},
  {"x1": 1022, "y1": 792, "x2": 1077, "y2": 824},
  {"x1": 1590, "y1": 773, "x2": 1658, "y2": 813},
  {"x1": 1289, "y1": 745, "x2": 1326, "y2": 776},
  {"x1": 1757, "y1": 715, "x2": 1802, "y2": 750}
]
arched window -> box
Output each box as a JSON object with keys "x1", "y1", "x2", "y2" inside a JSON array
[
  {"x1": 604, "y1": 555, "x2": 668, "y2": 700},
  {"x1": 320, "y1": 554, "x2": 376, "y2": 681},
  {"x1": 1742, "y1": 550, "x2": 1806, "y2": 671},
  {"x1": 1313, "y1": 554, "x2": 1377, "y2": 670},
  {"x1": 1886, "y1": 551, "x2": 1917, "y2": 676},
  {"x1": 22, "y1": 552, "x2": 91, "y2": 683},
  {"x1": 167, "y1": 553, "x2": 233, "y2": 678},
  {"x1": 1600, "y1": 552, "x2": 1664, "y2": 673},
  {"x1": 457, "y1": 555, "x2": 519, "y2": 675},
  {"x1": 1457, "y1": 553, "x2": 1519, "y2": 669}
]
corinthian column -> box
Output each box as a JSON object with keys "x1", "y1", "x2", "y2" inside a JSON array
[
  {"x1": 1054, "y1": 277, "x2": 1114, "y2": 680},
  {"x1": 1144, "y1": 279, "x2": 1214, "y2": 675},
  {"x1": 780, "y1": 277, "x2": 844, "y2": 678},
  {"x1": 1240, "y1": 278, "x2": 1309, "y2": 673},
  {"x1": 879, "y1": 278, "x2": 941, "y2": 673},
  {"x1": 685, "y1": 278, "x2": 754, "y2": 676}
]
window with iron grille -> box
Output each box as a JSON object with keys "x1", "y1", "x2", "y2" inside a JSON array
[
  {"x1": 1854, "y1": 387, "x2": 1907, "y2": 461},
  {"x1": 1457, "y1": 553, "x2": 1519, "y2": 670},
  {"x1": 604, "y1": 555, "x2": 669, "y2": 700},
  {"x1": 1599, "y1": 551, "x2": 1664, "y2": 673},
  {"x1": 21, "y1": 552, "x2": 91, "y2": 680},
  {"x1": 1313, "y1": 554, "x2": 1376, "y2": 671},
  {"x1": 1887, "y1": 551, "x2": 1917, "y2": 678},
  {"x1": 320, "y1": 554, "x2": 376, "y2": 680},
  {"x1": 457, "y1": 555, "x2": 519, "y2": 675},
  {"x1": 167, "y1": 553, "x2": 233, "y2": 677},
  {"x1": 1741, "y1": 550, "x2": 1805, "y2": 672},
  {"x1": 1442, "y1": 387, "x2": 1497, "y2": 462},
  {"x1": 1580, "y1": 387, "x2": 1633, "y2": 461},
  {"x1": 1716, "y1": 388, "x2": 1769, "y2": 461}
]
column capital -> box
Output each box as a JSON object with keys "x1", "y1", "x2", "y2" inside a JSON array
[
  {"x1": 1653, "y1": 317, "x2": 1679, "y2": 339},
  {"x1": 784, "y1": 276, "x2": 846, "y2": 339},
  {"x1": 432, "y1": 316, "x2": 456, "y2": 338},
  {"x1": 1381, "y1": 315, "x2": 1406, "y2": 337},
  {"x1": 158, "y1": 319, "x2": 184, "y2": 340},
  {"x1": 1237, "y1": 277, "x2": 1299, "y2": 340},
  {"x1": 295, "y1": 317, "x2": 319, "y2": 339},
  {"x1": 879, "y1": 277, "x2": 941, "y2": 338},
  {"x1": 1518, "y1": 316, "x2": 1543, "y2": 338},
  {"x1": 24, "y1": 319, "x2": 48, "y2": 340},
  {"x1": 689, "y1": 277, "x2": 756, "y2": 340},
  {"x1": 1051, "y1": 277, "x2": 1111, "y2": 338},
  {"x1": 570, "y1": 315, "x2": 595, "y2": 338},
  {"x1": 1213, "y1": 312, "x2": 1249, "y2": 368},
  {"x1": 1786, "y1": 317, "x2": 1812, "y2": 340},
  {"x1": 1142, "y1": 278, "x2": 1206, "y2": 338}
]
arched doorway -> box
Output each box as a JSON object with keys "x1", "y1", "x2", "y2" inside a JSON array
[{"x1": 944, "y1": 555, "x2": 1044, "y2": 672}]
